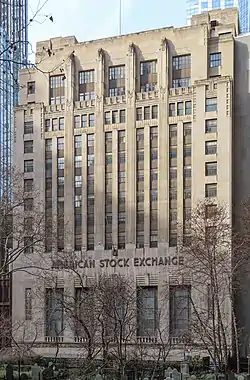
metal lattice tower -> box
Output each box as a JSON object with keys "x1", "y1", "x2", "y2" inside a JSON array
[{"x1": 0, "y1": 0, "x2": 28, "y2": 197}]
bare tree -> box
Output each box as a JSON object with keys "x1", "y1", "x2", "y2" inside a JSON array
[
  {"x1": 0, "y1": 169, "x2": 51, "y2": 278},
  {"x1": 0, "y1": 313, "x2": 40, "y2": 363},
  {"x1": 177, "y1": 200, "x2": 249, "y2": 374},
  {"x1": 95, "y1": 274, "x2": 137, "y2": 378}
]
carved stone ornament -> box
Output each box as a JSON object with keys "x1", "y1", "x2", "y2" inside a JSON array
[
  {"x1": 66, "y1": 99, "x2": 73, "y2": 108},
  {"x1": 127, "y1": 90, "x2": 134, "y2": 99},
  {"x1": 159, "y1": 86, "x2": 167, "y2": 95},
  {"x1": 128, "y1": 42, "x2": 135, "y2": 55},
  {"x1": 96, "y1": 95, "x2": 102, "y2": 103},
  {"x1": 161, "y1": 37, "x2": 168, "y2": 51},
  {"x1": 95, "y1": 95, "x2": 103, "y2": 112},
  {"x1": 98, "y1": 48, "x2": 105, "y2": 61}
]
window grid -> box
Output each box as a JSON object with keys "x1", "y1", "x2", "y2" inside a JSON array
[
  {"x1": 137, "y1": 287, "x2": 158, "y2": 338},
  {"x1": 150, "y1": 127, "x2": 158, "y2": 248},
  {"x1": 205, "y1": 98, "x2": 217, "y2": 112},
  {"x1": 87, "y1": 134, "x2": 95, "y2": 250},
  {"x1": 49, "y1": 75, "x2": 65, "y2": 105},
  {"x1": 45, "y1": 288, "x2": 64, "y2": 337},
  {"x1": 136, "y1": 128, "x2": 144, "y2": 248},
  {"x1": 109, "y1": 65, "x2": 125, "y2": 97},
  {"x1": 25, "y1": 288, "x2": 32, "y2": 320},
  {"x1": 74, "y1": 135, "x2": 82, "y2": 251},
  {"x1": 79, "y1": 70, "x2": 95, "y2": 101},
  {"x1": 169, "y1": 286, "x2": 191, "y2": 338},
  {"x1": 169, "y1": 122, "x2": 178, "y2": 247},
  {"x1": 140, "y1": 60, "x2": 157, "y2": 92},
  {"x1": 209, "y1": 53, "x2": 221, "y2": 68},
  {"x1": 57, "y1": 137, "x2": 64, "y2": 252},
  {"x1": 105, "y1": 132, "x2": 113, "y2": 250},
  {"x1": 172, "y1": 54, "x2": 191, "y2": 88},
  {"x1": 118, "y1": 130, "x2": 126, "y2": 249}
]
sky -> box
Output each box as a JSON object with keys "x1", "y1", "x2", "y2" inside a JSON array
[{"x1": 28, "y1": 0, "x2": 186, "y2": 56}]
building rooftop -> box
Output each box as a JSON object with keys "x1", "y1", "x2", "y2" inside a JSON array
[{"x1": 35, "y1": 7, "x2": 239, "y2": 54}]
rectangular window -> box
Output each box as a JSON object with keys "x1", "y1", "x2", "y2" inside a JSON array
[
  {"x1": 169, "y1": 124, "x2": 177, "y2": 138},
  {"x1": 45, "y1": 288, "x2": 64, "y2": 337},
  {"x1": 49, "y1": 75, "x2": 65, "y2": 105},
  {"x1": 205, "y1": 119, "x2": 217, "y2": 133},
  {"x1": 172, "y1": 54, "x2": 191, "y2": 88},
  {"x1": 24, "y1": 179, "x2": 33, "y2": 192},
  {"x1": 144, "y1": 106, "x2": 150, "y2": 120},
  {"x1": 184, "y1": 166, "x2": 191, "y2": 178},
  {"x1": 185, "y1": 101, "x2": 192, "y2": 115},
  {"x1": 79, "y1": 70, "x2": 95, "y2": 83},
  {"x1": 169, "y1": 103, "x2": 176, "y2": 117},
  {"x1": 177, "y1": 102, "x2": 184, "y2": 116},
  {"x1": 52, "y1": 118, "x2": 58, "y2": 131},
  {"x1": 140, "y1": 61, "x2": 156, "y2": 75},
  {"x1": 24, "y1": 198, "x2": 33, "y2": 211},
  {"x1": 109, "y1": 65, "x2": 125, "y2": 97},
  {"x1": 137, "y1": 287, "x2": 157, "y2": 337},
  {"x1": 25, "y1": 288, "x2": 32, "y2": 320},
  {"x1": 112, "y1": 110, "x2": 119, "y2": 124},
  {"x1": 58, "y1": 157, "x2": 64, "y2": 170},
  {"x1": 57, "y1": 137, "x2": 64, "y2": 151},
  {"x1": 136, "y1": 107, "x2": 143, "y2": 121},
  {"x1": 109, "y1": 65, "x2": 125, "y2": 80},
  {"x1": 27, "y1": 81, "x2": 35, "y2": 95},
  {"x1": 44, "y1": 119, "x2": 50, "y2": 132},
  {"x1": 45, "y1": 139, "x2": 52, "y2": 152},
  {"x1": 24, "y1": 160, "x2": 33, "y2": 173},
  {"x1": 173, "y1": 54, "x2": 191, "y2": 70},
  {"x1": 82, "y1": 114, "x2": 87, "y2": 128},
  {"x1": 152, "y1": 105, "x2": 158, "y2": 119},
  {"x1": 79, "y1": 70, "x2": 95, "y2": 101},
  {"x1": 120, "y1": 109, "x2": 126, "y2": 123},
  {"x1": 173, "y1": 78, "x2": 190, "y2": 88},
  {"x1": 209, "y1": 52, "x2": 221, "y2": 68},
  {"x1": 205, "y1": 140, "x2": 217, "y2": 155},
  {"x1": 205, "y1": 98, "x2": 217, "y2": 112},
  {"x1": 205, "y1": 183, "x2": 217, "y2": 198},
  {"x1": 24, "y1": 140, "x2": 33, "y2": 154},
  {"x1": 206, "y1": 204, "x2": 217, "y2": 219},
  {"x1": 205, "y1": 162, "x2": 217, "y2": 176},
  {"x1": 184, "y1": 145, "x2": 191, "y2": 157},
  {"x1": 140, "y1": 60, "x2": 157, "y2": 92},
  {"x1": 24, "y1": 236, "x2": 33, "y2": 254},
  {"x1": 24, "y1": 121, "x2": 33, "y2": 134},
  {"x1": 89, "y1": 114, "x2": 95, "y2": 127},
  {"x1": 104, "y1": 111, "x2": 111, "y2": 125},
  {"x1": 59, "y1": 118, "x2": 64, "y2": 131},
  {"x1": 169, "y1": 286, "x2": 191, "y2": 338}
]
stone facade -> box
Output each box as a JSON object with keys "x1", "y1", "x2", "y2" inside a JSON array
[{"x1": 12, "y1": 8, "x2": 237, "y2": 359}]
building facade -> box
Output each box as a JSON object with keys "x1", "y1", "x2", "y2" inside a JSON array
[
  {"x1": 12, "y1": 9, "x2": 237, "y2": 360},
  {"x1": 0, "y1": 0, "x2": 28, "y2": 195},
  {"x1": 186, "y1": 0, "x2": 250, "y2": 34},
  {"x1": 0, "y1": 0, "x2": 28, "y2": 347},
  {"x1": 234, "y1": 33, "x2": 250, "y2": 358}
]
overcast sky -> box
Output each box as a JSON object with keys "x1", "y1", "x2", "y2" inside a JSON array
[{"x1": 28, "y1": 0, "x2": 186, "y2": 57}]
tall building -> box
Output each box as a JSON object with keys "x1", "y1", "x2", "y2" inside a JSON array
[
  {"x1": 234, "y1": 33, "x2": 250, "y2": 357},
  {"x1": 0, "y1": 0, "x2": 28, "y2": 347},
  {"x1": 0, "y1": 0, "x2": 28, "y2": 195},
  {"x1": 13, "y1": 9, "x2": 237, "y2": 359},
  {"x1": 186, "y1": 0, "x2": 250, "y2": 33}
]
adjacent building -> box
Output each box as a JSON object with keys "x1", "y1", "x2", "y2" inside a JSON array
[
  {"x1": 234, "y1": 33, "x2": 250, "y2": 358},
  {"x1": 12, "y1": 9, "x2": 237, "y2": 359},
  {"x1": 186, "y1": 0, "x2": 250, "y2": 34},
  {"x1": 0, "y1": 0, "x2": 28, "y2": 194},
  {"x1": 0, "y1": 0, "x2": 28, "y2": 347}
]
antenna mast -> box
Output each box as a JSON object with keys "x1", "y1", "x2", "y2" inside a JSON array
[{"x1": 119, "y1": 0, "x2": 122, "y2": 35}]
